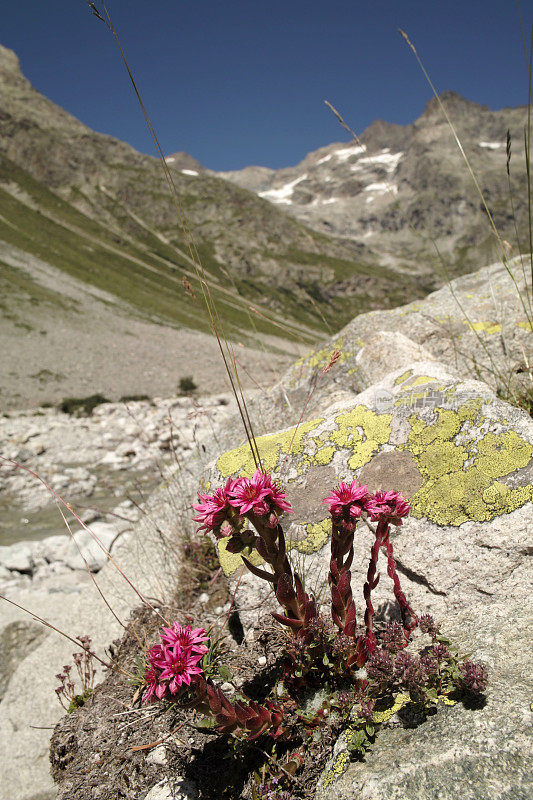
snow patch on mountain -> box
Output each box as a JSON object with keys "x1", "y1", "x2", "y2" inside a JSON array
[
  {"x1": 364, "y1": 182, "x2": 397, "y2": 195},
  {"x1": 258, "y1": 174, "x2": 308, "y2": 204},
  {"x1": 354, "y1": 149, "x2": 403, "y2": 171},
  {"x1": 334, "y1": 144, "x2": 366, "y2": 161}
]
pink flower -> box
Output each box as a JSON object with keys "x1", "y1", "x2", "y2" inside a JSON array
[
  {"x1": 229, "y1": 469, "x2": 292, "y2": 518},
  {"x1": 142, "y1": 623, "x2": 208, "y2": 703},
  {"x1": 160, "y1": 623, "x2": 209, "y2": 656},
  {"x1": 142, "y1": 665, "x2": 167, "y2": 703},
  {"x1": 323, "y1": 480, "x2": 370, "y2": 532},
  {"x1": 192, "y1": 479, "x2": 236, "y2": 535},
  {"x1": 365, "y1": 491, "x2": 410, "y2": 526},
  {"x1": 229, "y1": 470, "x2": 270, "y2": 515},
  {"x1": 151, "y1": 643, "x2": 204, "y2": 693},
  {"x1": 147, "y1": 644, "x2": 164, "y2": 665},
  {"x1": 255, "y1": 471, "x2": 293, "y2": 515}
]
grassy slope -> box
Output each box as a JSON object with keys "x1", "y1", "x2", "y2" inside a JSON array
[{"x1": 0, "y1": 138, "x2": 430, "y2": 348}]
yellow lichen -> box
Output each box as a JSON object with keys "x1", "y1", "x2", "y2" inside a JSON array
[
  {"x1": 216, "y1": 418, "x2": 323, "y2": 477},
  {"x1": 297, "y1": 519, "x2": 331, "y2": 554},
  {"x1": 312, "y1": 443, "x2": 336, "y2": 466},
  {"x1": 475, "y1": 431, "x2": 532, "y2": 478},
  {"x1": 372, "y1": 692, "x2": 410, "y2": 723},
  {"x1": 321, "y1": 751, "x2": 349, "y2": 788},
  {"x1": 463, "y1": 320, "x2": 502, "y2": 334},
  {"x1": 293, "y1": 338, "x2": 349, "y2": 373},
  {"x1": 416, "y1": 440, "x2": 468, "y2": 479},
  {"x1": 329, "y1": 405, "x2": 392, "y2": 470},
  {"x1": 403, "y1": 376, "x2": 438, "y2": 388},
  {"x1": 394, "y1": 369, "x2": 413, "y2": 386},
  {"x1": 404, "y1": 402, "x2": 533, "y2": 525},
  {"x1": 405, "y1": 407, "x2": 464, "y2": 453}
]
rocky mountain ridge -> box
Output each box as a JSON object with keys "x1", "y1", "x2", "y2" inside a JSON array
[{"x1": 216, "y1": 91, "x2": 529, "y2": 275}]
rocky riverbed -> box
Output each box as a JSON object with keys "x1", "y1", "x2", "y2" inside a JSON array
[{"x1": 0, "y1": 393, "x2": 235, "y2": 592}]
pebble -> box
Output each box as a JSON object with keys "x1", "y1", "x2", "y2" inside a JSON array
[{"x1": 146, "y1": 745, "x2": 167, "y2": 766}]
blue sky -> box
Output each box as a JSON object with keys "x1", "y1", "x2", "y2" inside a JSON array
[{"x1": 2, "y1": 1, "x2": 531, "y2": 170}]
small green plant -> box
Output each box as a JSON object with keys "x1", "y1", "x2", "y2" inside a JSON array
[
  {"x1": 59, "y1": 394, "x2": 111, "y2": 416},
  {"x1": 55, "y1": 635, "x2": 96, "y2": 713},
  {"x1": 178, "y1": 376, "x2": 197, "y2": 395}
]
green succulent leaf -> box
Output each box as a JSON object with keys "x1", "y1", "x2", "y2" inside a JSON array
[{"x1": 218, "y1": 664, "x2": 233, "y2": 682}]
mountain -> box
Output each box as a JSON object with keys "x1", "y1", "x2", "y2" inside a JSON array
[
  {"x1": 0, "y1": 43, "x2": 416, "y2": 351},
  {"x1": 216, "y1": 92, "x2": 529, "y2": 276},
  {"x1": 0, "y1": 42, "x2": 528, "y2": 409}
]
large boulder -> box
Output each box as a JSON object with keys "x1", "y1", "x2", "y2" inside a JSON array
[
  {"x1": 202, "y1": 359, "x2": 532, "y2": 799},
  {"x1": 247, "y1": 257, "x2": 532, "y2": 433}
]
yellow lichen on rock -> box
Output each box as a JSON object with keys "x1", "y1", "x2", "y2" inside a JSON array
[
  {"x1": 416, "y1": 440, "x2": 468, "y2": 479},
  {"x1": 475, "y1": 431, "x2": 532, "y2": 478},
  {"x1": 404, "y1": 375, "x2": 438, "y2": 388},
  {"x1": 463, "y1": 320, "x2": 502, "y2": 334},
  {"x1": 292, "y1": 338, "x2": 351, "y2": 374},
  {"x1": 297, "y1": 519, "x2": 331, "y2": 554},
  {"x1": 215, "y1": 389, "x2": 531, "y2": 565},
  {"x1": 320, "y1": 751, "x2": 349, "y2": 791},
  {"x1": 216, "y1": 418, "x2": 324, "y2": 478},
  {"x1": 216, "y1": 535, "x2": 266, "y2": 577},
  {"x1": 394, "y1": 369, "x2": 413, "y2": 386},
  {"x1": 403, "y1": 401, "x2": 533, "y2": 525},
  {"x1": 311, "y1": 442, "x2": 336, "y2": 466},
  {"x1": 329, "y1": 405, "x2": 392, "y2": 470}
]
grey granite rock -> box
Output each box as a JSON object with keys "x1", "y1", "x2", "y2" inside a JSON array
[{"x1": 202, "y1": 357, "x2": 532, "y2": 799}]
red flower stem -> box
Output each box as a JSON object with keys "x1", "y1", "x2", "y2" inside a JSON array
[
  {"x1": 246, "y1": 518, "x2": 307, "y2": 625},
  {"x1": 363, "y1": 521, "x2": 387, "y2": 654},
  {"x1": 329, "y1": 525, "x2": 357, "y2": 635},
  {"x1": 383, "y1": 537, "x2": 417, "y2": 633},
  {"x1": 192, "y1": 677, "x2": 284, "y2": 739}
]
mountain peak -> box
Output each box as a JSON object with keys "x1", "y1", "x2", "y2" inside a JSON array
[
  {"x1": 164, "y1": 151, "x2": 205, "y2": 172},
  {"x1": 0, "y1": 44, "x2": 23, "y2": 79},
  {"x1": 422, "y1": 91, "x2": 488, "y2": 119}
]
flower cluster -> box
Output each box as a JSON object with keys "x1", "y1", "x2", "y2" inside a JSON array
[
  {"x1": 193, "y1": 470, "x2": 293, "y2": 540},
  {"x1": 322, "y1": 483, "x2": 410, "y2": 532},
  {"x1": 365, "y1": 490, "x2": 411, "y2": 526},
  {"x1": 135, "y1": 471, "x2": 489, "y2": 768},
  {"x1": 143, "y1": 624, "x2": 209, "y2": 703},
  {"x1": 458, "y1": 660, "x2": 489, "y2": 694}
]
